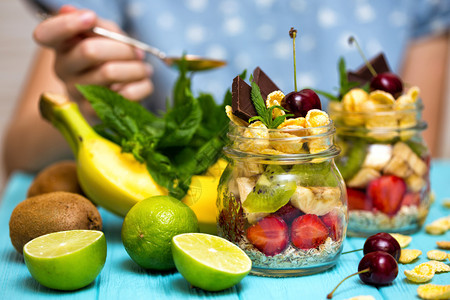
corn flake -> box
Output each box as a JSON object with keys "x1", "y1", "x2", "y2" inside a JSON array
[
  {"x1": 269, "y1": 131, "x2": 304, "y2": 154},
  {"x1": 425, "y1": 216, "x2": 450, "y2": 235},
  {"x1": 425, "y1": 260, "x2": 450, "y2": 273},
  {"x1": 305, "y1": 109, "x2": 330, "y2": 128},
  {"x1": 407, "y1": 86, "x2": 421, "y2": 102},
  {"x1": 404, "y1": 263, "x2": 435, "y2": 283},
  {"x1": 342, "y1": 88, "x2": 369, "y2": 112},
  {"x1": 390, "y1": 233, "x2": 412, "y2": 248},
  {"x1": 240, "y1": 121, "x2": 269, "y2": 153},
  {"x1": 399, "y1": 249, "x2": 422, "y2": 264},
  {"x1": 369, "y1": 90, "x2": 396, "y2": 106},
  {"x1": 277, "y1": 117, "x2": 306, "y2": 129},
  {"x1": 417, "y1": 284, "x2": 450, "y2": 300},
  {"x1": 442, "y1": 199, "x2": 450, "y2": 209},
  {"x1": 436, "y1": 241, "x2": 450, "y2": 250},
  {"x1": 427, "y1": 250, "x2": 448, "y2": 261},
  {"x1": 266, "y1": 90, "x2": 286, "y2": 118}
]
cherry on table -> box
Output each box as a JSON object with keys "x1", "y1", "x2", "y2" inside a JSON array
[
  {"x1": 363, "y1": 232, "x2": 401, "y2": 261},
  {"x1": 327, "y1": 251, "x2": 398, "y2": 299},
  {"x1": 370, "y1": 72, "x2": 403, "y2": 98}
]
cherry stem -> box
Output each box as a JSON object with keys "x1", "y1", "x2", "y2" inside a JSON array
[
  {"x1": 327, "y1": 268, "x2": 370, "y2": 299},
  {"x1": 341, "y1": 248, "x2": 362, "y2": 255},
  {"x1": 348, "y1": 36, "x2": 377, "y2": 77},
  {"x1": 290, "y1": 27, "x2": 298, "y2": 92}
]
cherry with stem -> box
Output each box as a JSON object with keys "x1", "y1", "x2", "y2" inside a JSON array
[
  {"x1": 281, "y1": 28, "x2": 321, "y2": 118},
  {"x1": 348, "y1": 36, "x2": 403, "y2": 98}
]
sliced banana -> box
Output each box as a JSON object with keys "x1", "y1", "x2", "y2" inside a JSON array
[
  {"x1": 362, "y1": 144, "x2": 393, "y2": 171},
  {"x1": 236, "y1": 177, "x2": 256, "y2": 203},
  {"x1": 290, "y1": 186, "x2": 341, "y2": 216},
  {"x1": 384, "y1": 155, "x2": 412, "y2": 179},
  {"x1": 347, "y1": 167, "x2": 381, "y2": 189}
]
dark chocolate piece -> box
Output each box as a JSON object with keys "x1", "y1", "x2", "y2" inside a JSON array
[
  {"x1": 232, "y1": 76, "x2": 257, "y2": 121},
  {"x1": 253, "y1": 67, "x2": 281, "y2": 100},
  {"x1": 347, "y1": 53, "x2": 391, "y2": 85}
]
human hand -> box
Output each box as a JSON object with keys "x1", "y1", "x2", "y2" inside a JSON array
[{"x1": 33, "y1": 5, "x2": 153, "y2": 103}]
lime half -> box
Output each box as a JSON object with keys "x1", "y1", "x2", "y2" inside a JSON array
[
  {"x1": 172, "y1": 233, "x2": 251, "y2": 291},
  {"x1": 23, "y1": 230, "x2": 106, "y2": 290}
]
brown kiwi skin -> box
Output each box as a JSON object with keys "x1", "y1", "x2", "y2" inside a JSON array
[
  {"x1": 9, "y1": 191, "x2": 102, "y2": 254},
  {"x1": 27, "y1": 161, "x2": 84, "y2": 198}
]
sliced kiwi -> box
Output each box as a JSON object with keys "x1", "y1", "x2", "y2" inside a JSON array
[
  {"x1": 405, "y1": 140, "x2": 429, "y2": 158},
  {"x1": 335, "y1": 138, "x2": 367, "y2": 181},
  {"x1": 243, "y1": 165, "x2": 296, "y2": 213},
  {"x1": 290, "y1": 161, "x2": 340, "y2": 187}
]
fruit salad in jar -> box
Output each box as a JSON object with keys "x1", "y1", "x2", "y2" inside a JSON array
[
  {"x1": 326, "y1": 51, "x2": 431, "y2": 236},
  {"x1": 217, "y1": 67, "x2": 347, "y2": 277}
]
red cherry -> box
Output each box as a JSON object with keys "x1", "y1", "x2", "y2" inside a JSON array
[
  {"x1": 281, "y1": 89, "x2": 321, "y2": 118},
  {"x1": 358, "y1": 251, "x2": 398, "y2": 285},
  {"x1": 327, "y1": 251, "x2": 398, "y2": 299},
  {"x1": 363, "y1": 232, "x2": 401, "y2": 261},
  {"x1": 370, "y1": 72, "x2": 403, "y2": 98}
]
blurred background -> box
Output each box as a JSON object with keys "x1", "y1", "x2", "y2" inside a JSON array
[{"x1": 0, "y1": 0, "x2": 449, "y2": 191}]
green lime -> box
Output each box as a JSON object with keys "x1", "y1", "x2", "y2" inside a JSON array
[
  {"x1": 121, "y1": 195, "x2": 199, "y2": 270},
  {"x1": 23, "y1": 230, "x2": 106, "y2": 291},
  {"x1": 172, "y1": 233, "x2": 252, "y2": 291}
]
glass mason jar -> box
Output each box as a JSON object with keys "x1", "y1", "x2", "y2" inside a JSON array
[
  {"x1": 328, "y1": 95, "x2": 431, "y2": 237},
  {"x1": 217, "y1": 121, "x2": 347, "y2": 277}
]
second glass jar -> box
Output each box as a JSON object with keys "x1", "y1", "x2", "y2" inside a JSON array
[{"x1": 217, "y1": 122, "x2": 347, "y2": 277}]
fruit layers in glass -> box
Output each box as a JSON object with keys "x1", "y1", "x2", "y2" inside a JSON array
[
  {"x1": 217, "y1": 122, "x2": 347, "y2": 277},
  {"x1": 328, "y1": 87, "x2": 430, "y2": 237}
]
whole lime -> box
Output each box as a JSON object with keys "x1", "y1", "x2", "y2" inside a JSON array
[{"x1": 121, "y1": 195, "x2": 199, "y2": 270}]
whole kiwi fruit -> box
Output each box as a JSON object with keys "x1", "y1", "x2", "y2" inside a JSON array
[
  {"x1": 9, "y1": 191, "x2": 102, "y2": 254},
  {"x1": 27, "y1": 160, "x2": 84, "y2": 197}
]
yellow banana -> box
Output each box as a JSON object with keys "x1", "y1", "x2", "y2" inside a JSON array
[{"x1": 39, "y1": 93, "x2": 225, "y2": 233}]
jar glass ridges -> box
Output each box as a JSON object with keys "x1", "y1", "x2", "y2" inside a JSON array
[
  {"x1": 217, "y1": 122, "x2": 347, "y2": 277},
  {"x1": 329, "y1": 97, "x2": 430, "y2": 237}
]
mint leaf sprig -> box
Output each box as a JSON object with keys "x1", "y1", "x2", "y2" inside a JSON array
[
  {"x1": 248, "y1": 78, "x2": 293, "y2": 129},
  {"x1": 314, "y1": 57, "x2": 368, "y2": 102}
]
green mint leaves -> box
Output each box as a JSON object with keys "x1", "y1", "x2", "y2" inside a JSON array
[
  {"x1": 314, "y1": 57, "x2": 368, "y2": 102},
  {"x1": 248, "y1": 77, "x2": 292, "y2": 129},
  {"x1": 77, "y1": 61, "x2": 230, "y2": 199}
]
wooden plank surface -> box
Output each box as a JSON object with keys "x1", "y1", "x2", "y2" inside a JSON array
[{"x1": 0, "y1": 161, "x2": 448, "y2": 300}]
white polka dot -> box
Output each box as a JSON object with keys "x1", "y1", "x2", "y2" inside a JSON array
[
  {"x1": 338, "y1": 32, "x2": 358, "y2": 51},
  {"x1": 389, "y1": 11, "x2": 408, "y2": 27},
  {"x1": 366, "y1": 39, "x2": 383, "y2": 56},
  {"x1": 184, "y1": 0, "x2": 209, "y2": 12},
  {"x1": 206, "y1": 44, "x2": 227, "y2": 59},
  {"x1": 156, "y1": 12, "x2": 176, "y2": 30},
  {"x1": 289, "y1": 0, "x2": 307, "y2": 12},
  {"x1": 273, "y1": 39, "x2": 291, "y2": 59},
  {"x1": 431, "y1": 19, "x2": 446, "y2": 33},
  {"x1": 298, "y1": 34, "x2": 316, "y2": 52},
  {"x1": 254, "y1": 0, "x2": 275, "y2": 8},
  {"x1": 317, "y1": 7, "x2": 338, "y2": 28},
  {"x1": 258, "y1": 24, "x2": 276, "y2": 41},
  {"x1": 234, "y1": 52, "x2": 252, "y2": 69},
  {"x1": 355, "y1": 4, "x2": 376, "y2": 23},
  {"x1": 298, "y1": 72, "x2": 316, "y2": 88},
  {"x1": 186, "y1": 25, "x2": 206, "y2": 44},
  {"x1": 127, "y1": 2, "x2": 145, "y2": 18},
  {"x1": 219, "y1": 0, "x2": 239, "y2": 15},
  {"x1": 223, "y1": 17, "x2": 244, "y2": 36}
]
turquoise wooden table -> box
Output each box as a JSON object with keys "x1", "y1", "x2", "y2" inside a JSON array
[{"x1": 0, "y1": 161, "x2": 449, "y2": 300}]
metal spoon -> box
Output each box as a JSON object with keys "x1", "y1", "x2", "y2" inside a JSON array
[{"x1": 92, "y1": 27, "x2": 227, "y2": 71}]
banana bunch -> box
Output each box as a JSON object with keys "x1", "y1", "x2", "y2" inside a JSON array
[{"x1": 39, "y1": 93, "x2": 226, "y2": 233}]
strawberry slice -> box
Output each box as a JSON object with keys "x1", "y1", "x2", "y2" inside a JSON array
[
  {"x1": 401, "y1": 192, "x2": 421, "y2": 207},
  {"x1": 273, "y1": 203, "x2": 303, "y2": 224},
  {"x1": 321, "y1": 210, "x2": 343, "y2": 241},
  {"x1": 246, "y1": 216, "x2": 289, "y2": 256},
  {"x1": 367, "y1": 175, "x2": 406, "y2": 216},
  {"x1": 291, "y1": 214, "x2": 329, "y2": 250},
  {"x1": 347, "y1": 187, "x2": 372, "y2": 211}
]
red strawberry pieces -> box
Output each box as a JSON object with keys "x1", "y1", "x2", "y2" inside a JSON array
[
  {"x1": 401, "y1": 192, "x2": 421, "y2": 207},
  {"x1": 321, "y1": 210, "x2": 343, "y2": 241},
  {"x1": 367, "y1": 175, "x2": 406, "y2": 216},
  {"x1": 347, "y1": 187, "x2": 372, "y2": 211},
  {"x1": 274, "y1": 203, "x2": 303, "y2": 224},
  {"x1": 291, "y1": 214, "x2": 329, "y2": 250},
  {"x1": 246, "y1": 216, "x2": 289, "y2": 256}
]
